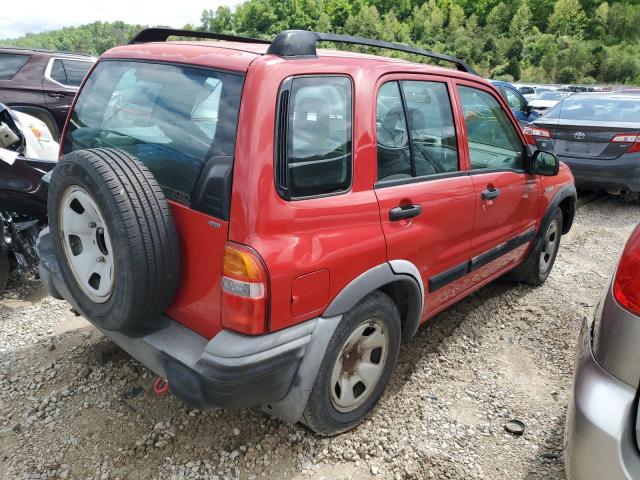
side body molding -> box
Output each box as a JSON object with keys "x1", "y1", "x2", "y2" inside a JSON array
[{"x1": 323, "y1": 261, "x2": 424, "y2": 342}]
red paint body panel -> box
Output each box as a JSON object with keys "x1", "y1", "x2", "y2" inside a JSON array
[{"x1": 165, "y1": 202, "x2": 227, "y2": 339}]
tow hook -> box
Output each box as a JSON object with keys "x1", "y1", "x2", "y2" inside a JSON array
[{"x1": 152, "y1": 377, "x2": 170, "y2": 396}]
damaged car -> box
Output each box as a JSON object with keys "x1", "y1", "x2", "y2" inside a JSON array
[{"x1": 0, "y1": 103, "x2": 57, "y2": 294}]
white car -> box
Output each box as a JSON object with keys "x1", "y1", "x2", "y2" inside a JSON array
[
  {"x1": 517, "y1": 85, "x2": 556, "y2": 102},
  {"x1": 528, "y1": 91, "x2": 572, "y2": 114},
  {"x1": 14, "y1": 111, "x2": 59, "y2": 160}
]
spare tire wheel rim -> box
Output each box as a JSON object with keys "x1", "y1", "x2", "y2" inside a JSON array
[
  {"x1": 59, "y1": 186, "x2": 114, "y2": 303},
  {"x1": 330, "y1": 319, "x2": 389, "y2": 413}
]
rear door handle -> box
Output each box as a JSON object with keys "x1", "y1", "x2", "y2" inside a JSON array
[
  {"x1": 48, "y1": 93, "x2": 64, "y2": 98},
  {"x1": 481, "y1": 188, "x2": 501, "y2": 200},
  {"x1": 389, "y1": 204, "x2": 422, "y2": 221}
]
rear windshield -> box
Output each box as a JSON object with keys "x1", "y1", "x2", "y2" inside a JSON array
[
  {"x1": 63, "y1": 60, "x2": 244, "y2": 201},
  {"x1": 544, "y1": 96, "x2": 640, "y2": 122}
]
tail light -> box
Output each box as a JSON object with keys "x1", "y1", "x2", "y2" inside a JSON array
[
  {"x1": 221, "y1": 243, "x2": 269, "y2": 335},
  {"x1": 611, "y1": 134, "x2": 640, "y2": 153},
  {"x1": 522, "y1": 126, "x2": 552, "y2": 145},
  {"x1": 613, "y1": 226, "x2": 640, "y2": 315}
]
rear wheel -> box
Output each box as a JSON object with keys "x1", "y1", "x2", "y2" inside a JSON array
[
  {"x1": 301, "y1": 291, "x2": 401, "y2": 436},
  {"x1": 48, "y1": 148, "x2": 180, "y2": 332}
]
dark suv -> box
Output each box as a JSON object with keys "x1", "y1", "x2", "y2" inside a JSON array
[
  {"x1": 0, "y1": 47, "x2": 95, "y2": 138},
  {"x1": 38, "y1": 28, "x2": 576, "y2": 436}
]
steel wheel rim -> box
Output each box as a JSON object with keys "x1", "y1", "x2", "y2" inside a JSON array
[
  {"x1": 330, "y1": 319, "x2": 389, "y2": 413},
  {"x1": 539, "y1": 220, "x2": 559, "y2": 273},
  {"x1": 59, "y1": 186, "x2": 114, "y2": 303}
]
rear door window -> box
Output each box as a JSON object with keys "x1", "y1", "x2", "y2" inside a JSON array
[
  {"x1": 63, "y1": 60, "x2": 244, "y2": 202},
  {"x1": 376, "y1": 80, "x2": 459, "y2": 182},
  {"x1": 0, "y1": 53, "x2": 29, "y2": 79},
  {"x1": 48, "y1": 59, "x2": 93, "y2": 87},
  {"x1": 276, "y1": 76, "x2": 352, "y2": 199}
]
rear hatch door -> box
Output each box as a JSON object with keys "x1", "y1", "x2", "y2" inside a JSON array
[{"x1": 60, "y1": 59, "x2": 245, "y2": 339}]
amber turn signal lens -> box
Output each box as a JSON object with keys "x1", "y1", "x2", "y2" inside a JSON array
[{"x1": 223, "y1": 244, "x2": 265, "y2": 282}]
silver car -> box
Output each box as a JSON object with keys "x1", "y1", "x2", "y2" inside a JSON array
[{"x1": 565, "y1": 225, "x2": 640, "y2": 479}]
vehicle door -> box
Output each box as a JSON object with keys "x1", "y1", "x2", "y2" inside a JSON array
[
  {"x1": 453, "y1": 81, "x2": 542, "y2": 282},
  {"x1": 374, "y1": 74, "x2": 476, "y2": 314},
  {"x1": 43, "y1": 58, "x2": 92, "y2": 131}
]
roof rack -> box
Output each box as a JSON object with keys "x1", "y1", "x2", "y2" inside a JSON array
[
  {"x1": 129, "y1": 28, "x2": 270, "y2": 46},
  {"x1": 129, "y1": 28, "x2": 476, "y2": 75},
  {"x1": 267, "y1": 30, "x2": 477, "y2": 75}
]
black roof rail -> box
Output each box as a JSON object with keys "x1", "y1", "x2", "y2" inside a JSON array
[
  {"x1": 129, "y1": 27, "x2": 271, "y2": 46},
  {"x1": 129, "y1": 28, "x2": 476, "y2": 75},
  {"x1": 267, "y1": 30, "x2": 477, "y2": 75}
]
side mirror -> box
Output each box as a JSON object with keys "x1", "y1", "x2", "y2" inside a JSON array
[
  {"x1": 525, "y1": 104, "x2": 533, "y2": 115},
  {"x1": 531, "y1": 150, "x2": 559, "y2": 176}
]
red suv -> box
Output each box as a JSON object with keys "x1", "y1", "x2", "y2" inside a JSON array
[{"x1": 37, "y1": 28, "x2": 576, "y2": 435}]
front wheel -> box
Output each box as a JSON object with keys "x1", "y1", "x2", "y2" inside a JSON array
[
  {"x1": 301, "y1": 291, "x2": 401, "y2": 436},
  {"x1": 512, "y1": 207, "x2": 563, "y2": 286}
]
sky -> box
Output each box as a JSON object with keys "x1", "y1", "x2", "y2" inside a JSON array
[{"x1": 1, "y1": 0, "x2": 240, "y2": 39}]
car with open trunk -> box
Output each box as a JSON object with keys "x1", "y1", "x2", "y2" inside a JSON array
[{"x1": 37, "y1": 28, "x2": 576, "y2": 435}]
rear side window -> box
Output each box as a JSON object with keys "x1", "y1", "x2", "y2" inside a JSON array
[
  {"x1": 276, "y1": 76, "x2": 352, "y2": 199},
  {"x1": 457, "y1": 86, "x2": 524, "y2": 171},
  {"x1": 63, "y1": 60, "x2": 244, "y2": 202},
  {"x1": 48, "y1": 59, "x2": 93, "y2": 87},
  {"x1": 0, "y1": 53, "x2": 29, "y2": 79},
  {"x1": 377, "y1": 80, "x2": 459, "y2": 182}
]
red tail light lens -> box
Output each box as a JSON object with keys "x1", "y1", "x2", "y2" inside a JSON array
[
  {"x1": 611, "y1": 133, "x2": 640, "y2": 153},
  {"x1": 613, "y1": 226, "x2": 640, "y2": 315},
  {"x1": 221, "y1": 243, "x2": 269, "y2": 335},
  {"x1": 522, "y1": 126, "x2": 552, "y2": 145}
]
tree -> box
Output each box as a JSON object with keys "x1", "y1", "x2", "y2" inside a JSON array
[
  {"x1": 548, "y1": 0, "x2": 587, "y2": 38},
  {"x1": 509, "y1": 2, "x2": 533, "y2": 38},
  {"x1": 593, "y1": 2, "x2": 609, "y2": 40},
  {"x1": 412, "y1": 0, "x2": 444, "y2": 44},
  {"x1": 344, "y1": 5, "x2": 383, "y2": 40}
]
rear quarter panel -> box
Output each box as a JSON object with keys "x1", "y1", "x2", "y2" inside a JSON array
[{"x1": 229, "y1": 56, "x2": 388, "y2": 332}]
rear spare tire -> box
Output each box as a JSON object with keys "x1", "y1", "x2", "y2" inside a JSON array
[{"x1": 48, "y1": 148, "x2": 180, "y2": 331}]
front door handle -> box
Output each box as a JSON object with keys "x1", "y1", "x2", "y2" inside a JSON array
[
  {"x1": 48, "y1": 93, "x2": 64, "y2": 98},
  {"x1": 389, "y1": 204, "x2": 422, "y2": 221},
  {"x1": 481, "y1": 188, "x2": 501, "y2": 201}
]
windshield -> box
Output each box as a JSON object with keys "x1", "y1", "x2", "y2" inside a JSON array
[
  {"x1": 537, "y1": 92, "x2": 566, "y2": 101},
  {"x1": 63, "y1": 60, "x2": 244, "y2": 201},
  {"x1": 544, "y1": 96, "x2": 640, "y2": 122}
]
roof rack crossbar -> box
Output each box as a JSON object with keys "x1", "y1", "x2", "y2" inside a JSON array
[
  {"x1": 129, "y1": 28, "x2": 271, "y2": 46},
  {"x1": 266, "y1": 30, "x2": 477, "y2": 75}
]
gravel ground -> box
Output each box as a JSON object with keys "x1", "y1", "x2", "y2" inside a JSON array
[{"x1": 1, "y1": 194, "x2": 639, "y2": 480}]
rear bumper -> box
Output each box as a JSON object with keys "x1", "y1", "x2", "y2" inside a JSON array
[
  {"x1": 37, "y1": 228, "x2": 338, "y2": 419},
  {"x1": 559, "y1": 155, "x2": 640, "y2": 192},
  {"x1": 564, "y1": 316, "x2": 640, "y2": 479}
]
